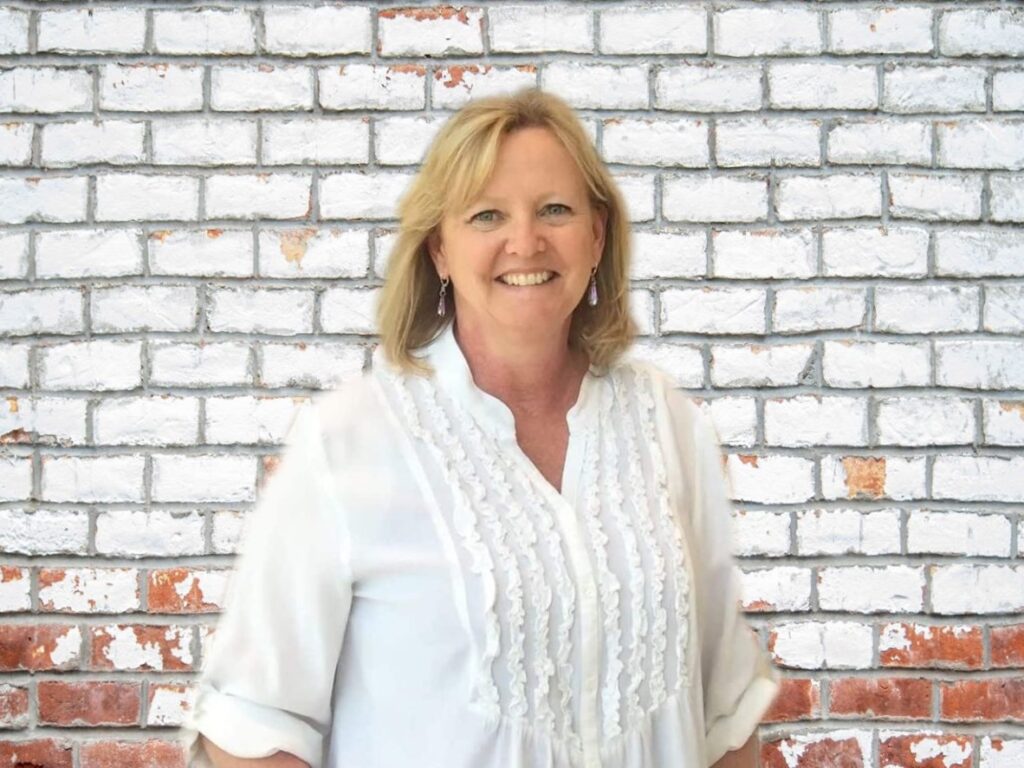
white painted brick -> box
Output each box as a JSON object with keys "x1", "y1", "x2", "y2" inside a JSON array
[
  {"x1": 765, "y1": 396, "x2": 868, "y2": 447},
  {"x1": 39, "y1": 8, "x2": 145, "y2": 53},
  {"x1": 152, "y1": 119, "x2": 258, "y2": 166},
  {"x1": 147, "y1": 684, "x2": 195, "y2": 727},
  {"x1": 42, "y1": 455, "x2": 145, "y2": 503},
  {"x1": 829, "y1": 7, "x2": 933, "y2": 54},
  {"x1": 603, "y1": 118, "x2": 708, "y2": 168},
  {"x1": 431, "y1": 65, "x2": 537, "y2": 109},
  {"x1": 149, "y1": 342, "x2": 251, "y2": 388},
  {"x1": 980, "y1": 737, "x2": 1024, "y2": 768},
  {"x1": 828, "y1": 120, "x2": 931, "y2": 166},
  {"x1": 375, "y1": 230, "x2": 398, "y2": 276},
  {"x1": 206, "y1": 396, "x2": 308, "y2": 445},
  {"x1": 0, "y1": 396, "x2": 86, "y2": 445},
  {"x1": 40, "y1": 120, "x2": 145, "y2": 167},
  {"x1": 542, "y1": 63, "x2": 648, "y2": 110},
  {"x1": 883, "y1": 64, "x2": 987, "y2": 114},
  {"x1": 933, "y1": 456, "x2": 1024, "y2": 502},
  {"x1": 993, "y1": 71, "x2": 1024, "y2": 112},
  {"x1": 725, "y1": 454, "x2": 815, "y2": 504},
  {"x1": 0, "y1": 510, "x2": 82, "y2": 568},
  {"x1": 822, "y1": 226, "x2": 928, "y2": 277},
  {"x1": 378, "y1": 6, "x2": 483, "y2": 56},
  {"x1": 261, "y1": 342, "x2": 365, "y2": 389},
  {"x1": 206, "y1": 173, "x2": 311, "y2": 220},
  {"x1": 212, "y1": 510, "x2": 246, "y2": 554},
  {"x1": 770, "y1": 621, "x2": 873, "y2": 669},
  {"x1": 713, "y1": 229, "x2": 815, "y2": 279},
  {"x1": 94, "y1": 396, "x2": 198, "y2": 447},
  {"x1": 655, "y1": 63, "x2": 762, "y2": 113},
  {"x1": 96, "y1": 174, "x2": 199, "y2": 222},
  {"x1": 931, "y1": 565, "x2": 1024, "y2": 614},
  {"x1": 776, "y1": 174, "x2": 881, "y2": 221},
  {"x1": 710, "y1": 343, "x2": 814, "y2": 388},
  {"x1": 263, "y1": 5, "x2": 371, "y2": 56},
  {"x1": 823, "y1": 341, "x2": 931, "y2": 388},
  {"x1": 990, "y1": 174, "x2": 1024, "y2": 222},
  {"x1": 0, "y1": 233, "x2": 29, "y2": 280},
  {"x1": 769, "y1": 62, "x2": 877, "y2": 110},
  {"x1": 702, "y1": 396, "x2": 757, "y2": 447},
  {"x1": 773, "y1": 286, "x2": 866, "y2": 333},
  {"x1": 821, "y1": 454, "x2": 927, "y2": 501},
  {"x1": 600, "y1": 7, "x2": 706, "y2": 55},
  {"x1": 490, "y1": 5, "x2": 592, "y2": 53},
  {"x1": 936, "y1": 340, "x2": 1024, "y2": 389},
  {"x1": 630, "y1": 288, "x2": 655, "y2": 336},
  {"x1": 152, "y1": 454, "x2": 256, "y2": 503},
  {"x1": 91, "y1": 286, "x2": 198, "y2": 334},
  {"x1": 877, "y1": 396, "x2": 975, "y2": 447},
  {"x1": 0, "y1": 344, "x2": 30, "y2": 388},
  {"x1": 908, "y1": 511, "x2": 1011, "y2": 557},
  {"x1": 319, "y1": 64, "x2": 427, "y2": 111},
  {"x1": 626, "y1": 342, "x2": 704, "y2": 388},
  {"x1": 38, "y1": 568, "x2": 139, "y2": 613},
  {"x1": 936, "y1": 230, "x2": 1024, "y2": 277},
  {"x1": 663, "y1": 175, "x2": 768, "y2": 223},
  {"x1": 984, "y1": 284, "x2": 1024, "y2": 333},
  {"x1": 263, "y1": 117, "x2": 368, "y2": 166},
  {"x1": 938, "y1": 121, "x2": 1024, "y2": 171},
  {"x1": 321, "y1": 288, "x2": 380, "y2": 335},
  {"x1": 0, "y1": 67, "x2": 92, "y2": 113},
  {"x1": 153, "y1": 8, "x2": 254, "y2": 54},
  {"x1": 630, "y1": 231, "x2": 705, "y2": 280},
  {"x1": 211, "y1": 65, "x2": 313, "y2": 112},
  {"x1": 740, "y1": 566, "x2": 812, "y2": 612},
  {"x1": 95, "y1": 510, "x2": 205, "y2": 558},
  {"x1": 889, "y1": 173, "x2": 983, "y2": 222},
  {"x1": 0, "y1": 289, "x2": 83, "y2": 337},
  {"x1": 984, "y1": 400, "x2": 1024, "y2": 446},
  {"x1": 0, "y1": 458, "x2": 32, "y2": 502},
  {"x1": 613, "y1": 173, "x2": 655, "y2": 222},
  {"x1": 796, "y1": 509, "x2": 901, "y2": 556},
  {"x1": 375, "y1": 116, "x2": 446, "y2": 166},
  {"x1": 818, "y1": 566, "x2": 924, "y2": 613},
  {"x1": 661, "y1": 287, "x2": 766, "y2": 335},
  {"x1": 0, "y1": 568, "x2": 30, "y2": 612},
  {"x1": 0, "y1": 176, "x2": 88, "y2": 224},
  {"x1": 940, "y1": 9, "x2": 1024, "y2": 56},
  {"x1": 714, "y1": 7, "x2": 821, "y2": 56},
  {"x1": 716, "y1": 118, "x2": 821, "y2": 168},
  {"x1": 149, "y1": 229, "x2": 253, "y2": 278},
  {"x1": 0, "y1": 9, "x2": 29, "y2": 54},
  {"x1": 38, "y1": 340, "x2": 142, "y2": 391},
  {"x1": 0, "y1": 122, "x2": 33, "y2": 166},
  {"x1": 259, "y1": 228, "x2": 369, "y2": 279},
  {"x1": 731, "y1": 510, "x2": 790, "y2": 558},
  {"x1": 99, "y1": 63, "x2": 203, "y2": 112},
  {"x1": 320, "y1": 171, "x2": 414, "y2": 220},
  {"x1": 875, "y1": 285, "x2": 979, "y2": 333},
  {"x1": 207, "y1": 288, "x2": 314, "y2": 335}
]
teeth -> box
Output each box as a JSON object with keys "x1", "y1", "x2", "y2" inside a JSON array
[{"x1": 500, "y1": 271, "x2": 554, "y2": 286}]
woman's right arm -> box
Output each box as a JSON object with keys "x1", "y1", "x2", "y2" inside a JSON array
[{"x1": 200, "y1": 736, "x2": 310, "y2": 768}]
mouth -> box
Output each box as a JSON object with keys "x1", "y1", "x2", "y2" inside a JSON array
[{"x1": 496, "y1": 270, "x2": 557, "y2": 287}]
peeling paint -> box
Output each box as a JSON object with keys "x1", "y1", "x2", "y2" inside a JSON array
[
  {"x1": 379, "y1": 6, "x2": 472, "y2": 24},
  {"x1": 999, "y1": 401, "x2": 1024, "y2": 421},
  {"x1": 738, "y1": 454, "x2": 759, "y2": 467},
  {"x1": 843, "y1": 456, "x2": 886, "y2": 499},
  {"x1": 279, "y1": 228, "x2": 317, "y2": 266},
  {"x1": 5, "y1": 396, "x2": 18, "y2": 413}
]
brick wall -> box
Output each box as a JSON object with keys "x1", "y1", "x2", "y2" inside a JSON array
[{"x1": 0, "y1": 2, "x2": 1022, "y2": 766}]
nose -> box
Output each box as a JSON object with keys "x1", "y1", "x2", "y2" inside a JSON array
[{"x1": 503, "y1": 214, "x2": 545, "y2": 258}]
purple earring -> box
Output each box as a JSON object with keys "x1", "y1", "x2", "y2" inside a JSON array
[
  {"x1": 586, "y1": 267, "x2": 598, "y2": 307},
  {"x1": 437, "y1": 276, "x2": 450, "y2": 316}
]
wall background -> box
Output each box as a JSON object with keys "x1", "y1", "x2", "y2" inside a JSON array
[{"x1": 1, "y1": 1, "x2": 1023, "y2": 766}]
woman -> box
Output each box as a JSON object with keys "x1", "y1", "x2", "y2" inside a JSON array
[{"x1": 183, "y1": 88, "x2": 779, "y2": 768}]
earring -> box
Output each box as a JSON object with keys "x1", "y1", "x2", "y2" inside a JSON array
[
  {"x1": 437, "y1": 276, "x2": 450, "y2": 316},
  {"x1": 586, "y1": 267, "x2": 598, "y2": 307}
]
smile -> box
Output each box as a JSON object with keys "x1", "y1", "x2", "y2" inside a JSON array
[{"x1": 497, "y1": 271, "x2": 556, "y2": 286}]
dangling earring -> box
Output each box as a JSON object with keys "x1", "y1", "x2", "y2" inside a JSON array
[
  {"x1": 437, "y1": 276, "x2": 450, "y2": 316},
  {"x1": 586, "y1": 266, "x2": 598, "y2": 307}
]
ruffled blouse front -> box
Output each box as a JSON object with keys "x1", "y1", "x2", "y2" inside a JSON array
[{"x1": 180, "y1": 322, "x2": 779, "y2": 768}]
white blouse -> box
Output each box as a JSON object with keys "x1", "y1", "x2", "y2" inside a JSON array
[{"x1": 181, "y1": 321, "x2": 779, "y2": 768}]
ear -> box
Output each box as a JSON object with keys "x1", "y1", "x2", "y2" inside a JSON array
[
  {"x1": 591, "y1": 203, "x2": 608, "y2": 267},
  {"x1": 426, "y1": 229, "x2": 448, "y2": 278}
]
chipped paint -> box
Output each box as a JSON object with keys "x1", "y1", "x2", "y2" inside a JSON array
[
  {"x1": 48, "y1": 626, "x2": 82, "y2": 667},
  {"x1": 206, "y1": 228, "x2": 223, "y2": 239},
  {"x1": 843, "y1": 456, "x2": 886, "y2": 499},
  {"x1": 5, "y1": 397, "x2": 18, "y2": 413},
  {"x1": 738, "y1": 454, "x2": 759, "y2": 467},
  {"x1": 99, "y1": 625, "x2": 165, "y2": 671},
  {"x1": 379, "y1": 6, "x2": 472, "y2": 23},
  {"x1": 279, "y1": 228, "x2": 317, "y2": 266},
  {"x1": 999, "y1": 401, "x2": 1024, "y2": 421}
]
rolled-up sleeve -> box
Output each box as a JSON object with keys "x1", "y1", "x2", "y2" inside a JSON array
[{"x1": 180, "y1": 401, "x2": 353, "y2": 768}]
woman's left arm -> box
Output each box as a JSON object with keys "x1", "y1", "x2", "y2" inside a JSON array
[{"x1": 712, "y1": 734, "x2": 757, "y2": 768}]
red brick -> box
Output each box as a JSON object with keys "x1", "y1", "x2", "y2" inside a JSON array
[
  {"x1": 80, "y1": 740, "x2": 187, "y2": 768},
  {"x1": 991, "y1": 624, "x2": 1024, "y2": 668},
  {"x1": 147, "y1": 568, "x2": 223, "y2": 614},
  {"x1": 762, "y1": 678, "x2": 820, "y2": 723},
  {"x1": 0, "y1": 624, "x2": 81, "y2": 671},
  {"x1": 762, "y1": 734, "x2": 865, "y2": 768},
  {"x1": 0, "y1": 683, "x2": 29, "y2": 728},
  {"x1": 880, "y1": 623, "x2": 983, "y2": 670},
  {"x1": 879, "y1": 733, "x2": 973, "y2": 768},
  {"x1": 38, "y1": 681, "x2": 141, "y2": 727},
  {"x1": 89, "y1": 625, "x2": 193, "y2": 672},
  {"x1": 829, "y1": 677, "x2": 932, "y2": 719},
  {"x1": 0, "y1": 740, "x2": 73, "y2": 768},
  {"x1": 941, "y1": 679, "x2": 1024, "y2": 722}
]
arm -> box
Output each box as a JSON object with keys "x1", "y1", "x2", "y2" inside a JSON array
[
  {"x1": 711, "y1": 734, "x2": 757, "y2": 768},
  {"x1": 200, "y1": 736, "x2": 310, "y2": 768}
]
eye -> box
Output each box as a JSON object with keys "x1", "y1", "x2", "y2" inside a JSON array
[
  {"x1": 542, "y1": 203, "x2": 572, "y2": 216},
  {"x1": 469, "y1": 209, "x2": 500, "y2": 225}
]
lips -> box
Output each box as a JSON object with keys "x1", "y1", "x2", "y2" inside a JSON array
[{"x1": 497, "y1": 270, "x2": 556, "y2": 286}]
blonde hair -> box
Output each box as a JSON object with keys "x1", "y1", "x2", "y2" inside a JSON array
[{"x1": 376, "y1": 87, "x2": 636, "y2": 374}]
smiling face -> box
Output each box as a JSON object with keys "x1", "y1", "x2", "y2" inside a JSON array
[{"x1": 428, "y1": 126, "x2": 606, "y2": 349}]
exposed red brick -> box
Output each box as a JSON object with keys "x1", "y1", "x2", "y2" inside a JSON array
[
  {"x1": 991, "y1": 625, "x2": 1024, "y2": 668},
  {"x1": 1, "y1": 564, "x2": 25, "y2": 582},
  {"x1": 147, "y1": 569, "x2": 222, "y2": 614},
  {"x1": 387, "y1": 64, "x2": 426, "y2": 75},
  {"x1": 999, "y1": 401, "x2": 1024, "y2": 420},
  {"x1": 434, "y1": 64, "x2": 484, "y2": 88},
  {"x1": 842, "y1": 456, "x2": 886, "y2": 499},
  {"x1": 761, "y1": 735, "x2": 865, "y2": 768},
  {"x1": 5, "y1": 395, "x2": 18, "y2": 413},
  {"x1": 379, "y1": 5, "x2": 473, "y2": 23},
  {"x1": 0, "y1": 426, "x2": 30, "y2": 443},
  {"x1": 89, "y1": 625, "x2": 193, "y2": 672},
  {"x1": 829, "y1": 677, "x2": 932, "y2": 719},
  {"x1": 0, "y1": 624, "x2": 80, "y2": 671},
  {"x1": 738, "y1": 454, "x2": 759, "y2": 467},
  {"x1": 206, "y1": 228, "x2": 222, "y2": 238},
  {"x1": 80, "y1": 740, "x2": 186, "y2": 768},
  {"x1": 762, "y1": 678, "x2": 819, "y2": 723},
  {"x1": 880, "y1": 623, "x2": 983, "y2": 670},
  {"x1": 0, "y1": 739, "x2": 73, "y2": 768},
  {"x1": 0, "y1": 683, "x2": 29, "y2": 727},
  {"x1": 37, "y1": 681, "x2": 141, "y2": 727},
  {"x1": 941, "y1": 679, "x2": 1024, "y2": 722},
  {"x1": 879, "y1": 733, "x2": 973, "y2": 768},
  {"x1": 742, "y1": 599, "x2": 774, "y2": 612}
]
